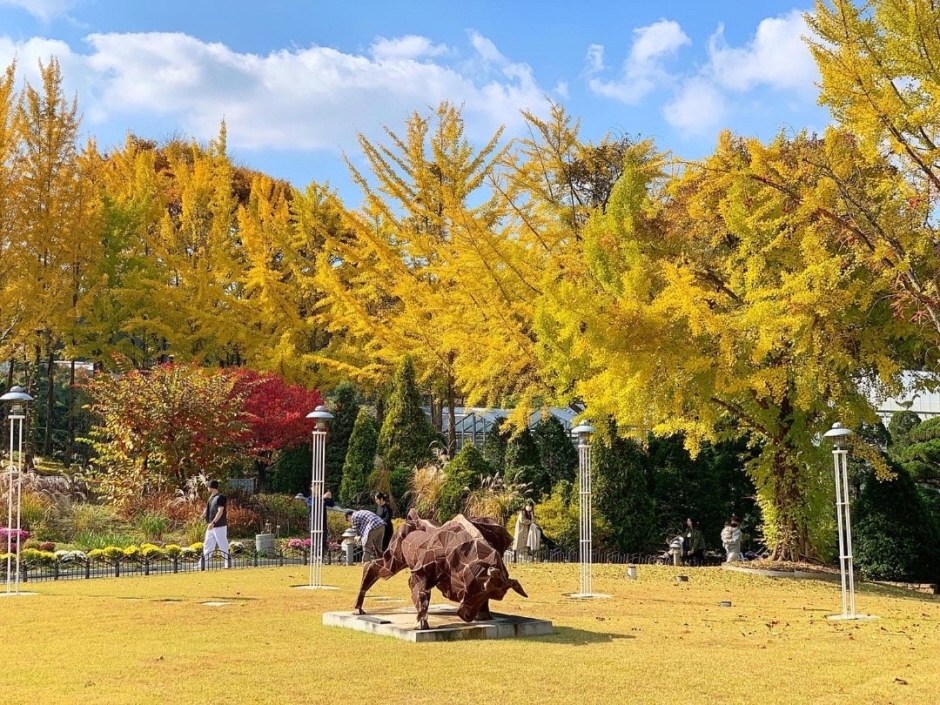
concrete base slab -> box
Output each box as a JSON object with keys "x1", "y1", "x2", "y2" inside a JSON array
[
  {"x1": 565, "y1": 592, "x2": 611, "y2": 599},
  {"x1": 323, "y1": 604, "x2": 552, "y2": 642},
  {"x1": 293, "y1": 584, "x2": 340, "y2": 591},
  {"x1": 0, "y1": 591, "x2": 38, "y2": 597}
]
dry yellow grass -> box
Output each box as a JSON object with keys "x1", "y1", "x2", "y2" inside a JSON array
[{"x1": 2, "y1": 563, "x2": 939, "y2": 704}]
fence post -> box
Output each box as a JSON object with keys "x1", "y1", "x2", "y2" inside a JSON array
[
  {"x1": 85, "y1": 560, "x2": 90, "y2": 579},
  {"x1": 144, "y1": 559, "x2": 150, "y2": 576},
  {"x1": 114, "y1": 560, "x2": 120, "y2": 578},
  {"x1": 53, "y1": 560, "x2": 59, "y2": 581},
  {"x1": 172, "y1": 557, "x2": 178, "y2": 574}
]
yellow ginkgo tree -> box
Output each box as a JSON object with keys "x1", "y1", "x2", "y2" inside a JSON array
[{"x1": 533, "y1": 130, "x2": 921, "y2": 560}]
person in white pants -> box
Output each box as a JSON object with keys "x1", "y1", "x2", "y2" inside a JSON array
[{"x1": 203, "y1": 479, "x2": 229, "y2": 566}]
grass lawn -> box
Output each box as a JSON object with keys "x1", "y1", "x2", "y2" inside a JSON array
[{"x1": 2, "y1": 563, "x2": 939, "y2": 704}]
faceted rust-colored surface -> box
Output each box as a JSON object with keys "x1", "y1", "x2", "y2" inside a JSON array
[{"x1": 353, "y1": 509, "x2": 527, "y2": 630}]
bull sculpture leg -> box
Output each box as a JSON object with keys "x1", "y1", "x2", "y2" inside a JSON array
[
  {"x1": 353, "y1": 528, "x2": 415, "y2": 614},
  {"x1": 353, "y1": 559, "x2": 389, "y2": 615},
  {"x1": 409, "y1": 573, "x2": 432, "y2": 630}
]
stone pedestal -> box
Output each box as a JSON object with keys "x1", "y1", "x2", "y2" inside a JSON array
[{"x1": 323, "y1": 604, "x2": 552, "y2": 643}]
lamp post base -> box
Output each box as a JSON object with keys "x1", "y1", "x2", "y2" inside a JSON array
[
  {"x1": 564, "y1": 592, "x2": 611, "y2": 599},
  {"x1": 293, "y1": 584, "x2": 340, "y2": 591},
  {"x1": 826, "y1": 613, "x2": 878, "y2": 621},
  {"x1": 0, "y1": 591, "x2": 38, "y2": 598}
]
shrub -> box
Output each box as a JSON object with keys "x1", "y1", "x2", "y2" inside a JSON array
[
  {"x1": 69, "y1": 503, "x2": 120, "y2": 538},
  {"x1": 73, "y1": 532, "x2": 138, "y2": 551},
  {"x1": 19, "y1": 548, "x2": 56, "y2": 566},
  {"x1": 854, "y1": 461, "x2": 940, "y2": 583},
  {"x1": 135, "y1": 512, "x2": 169, "y2": 541},
  {"x1": 326, "y1": 511, "x2": 347, "y2": 542},
  {"x1": 140, "y1": 543, "x2": 165, "y2": 560},
  {"x1": 38, "y1": 542, "x2": 56, "y2": 552},
  {"x1": 19, "y1": 492, "x2": 48, "y2": 531},
  {"x1": 440, "y1": 444, "x2": 491, "y2": 521},
  {"x1": 102, "y1": 546, "x2": 125, "y2": 562},
  {"x1": 229, "y1": 541, "x2": 246, "y2": 555},
  {"x1": 226, "y1": 505, "x2": 260, "y2": 539},
  {"x1": 409, "y1": 456, "x2": 448, "y2": 521},
  {"x1": 254, "y1": 494, "x2": 308, "y2": 534},
  {"x1": 164, "y1": 544, "x2": 183, "y2": 558},
  {"x1": 534, "y1": 481, "x2": 612, "y2": 553},
  {"x1": 183, "y1": 519, "x2": 207, "y2": 546},
  {"x1": 55, "y1": 550, "x2": 87, "y2": 563}
]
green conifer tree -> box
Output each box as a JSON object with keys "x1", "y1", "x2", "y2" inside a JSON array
[
  {"x1": 377, "y1": 357, "x2": 437, "y2": 470},
  {"x1": 340, "y1": 407, "x2": 378, "y2": 506}
]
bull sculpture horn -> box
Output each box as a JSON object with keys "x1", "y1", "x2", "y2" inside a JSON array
[{"x1": 510, "y1": 579, "x2": 527, "y2": 598}]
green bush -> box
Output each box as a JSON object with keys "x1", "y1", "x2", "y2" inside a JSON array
[
  {"x1": 854, "y1": 461, "x2": 940, "y2": 583},
  {"x1": 440, "y1": 444, "x2": 491, "y2": 521},
  {"x1": 254, "y1": 493, "x2": 308, "y2": 535},
  {"x1": 534, "y1": 481, "x2": 611, "y2": 552},
  {"x1": 135, "y1": 512, "x2": 169, "y2": 541},
  {"x1": 69, "y1": 503, "x2": 120, "y2": 538},
  {"x1": 72, "y1": 531, "x2": 138, "y2": 551}
]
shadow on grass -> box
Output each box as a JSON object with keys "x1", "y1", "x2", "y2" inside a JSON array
[{"x1": 528, "y1": 626, "x2": 636, "y2": 646}]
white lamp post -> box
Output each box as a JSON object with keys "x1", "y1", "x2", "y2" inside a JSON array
[
  {"x1": 1, "y1": 385, "x2": 33, "y2": 596},
  {"x1": 823, "y1": 422, "x2": 875, "y2": 621},
  {"x1": 302, "y1": 405, "x2": 335, "y2": 590},
  {"x1": 568, "y1": 421, "x2": 609, "y2": 599}
]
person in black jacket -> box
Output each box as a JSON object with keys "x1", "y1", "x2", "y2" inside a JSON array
[{"x1": 375, "y1": 491, "x2": 393, "y2": 552}]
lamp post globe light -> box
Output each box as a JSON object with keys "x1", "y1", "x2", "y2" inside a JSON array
[
  {"x1": 1, "y1": 385, "x2": 33, "y2": 597},
  {"x1": 822, "y1": 422, "x2": 875, "y2": 621},
  {"x1": 300, "y1": 404, "x2": 336, "y2": 590},
  {"x1": 568, "y1": 421, "x2": 609, "y2": 599}
]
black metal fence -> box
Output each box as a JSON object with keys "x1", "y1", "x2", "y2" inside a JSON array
[
  {"x1": 8, "y1": 545, "x2": 726, "y2": 584},
  {"x1": 9, "y1": 547, "x2": 351, "y2": 584}
]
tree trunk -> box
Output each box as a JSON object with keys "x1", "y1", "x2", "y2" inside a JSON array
[
  {"x1": 5, "y1": 357, "x2": 12, "y2": 389},
  {"x1": 44, "y1": 349, "x2": 55, "y2": 457},
  {"x1": 65, "y1": 360, "x2": 75, "y2": 469},
  {"x1": 447, "y1": 374, "x2": 457, "y2": 456},
  {"x1": 767, "y1": 449, "x2": 810, "y2": 562}
]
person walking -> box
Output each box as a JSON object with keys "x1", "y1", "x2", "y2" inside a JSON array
[
  {"x1": 512, "y1": 500, "x2": 535, "y2": 560},
  {"x1": 375, "y1": 492, "x2": 393, "y2": 552},
  {"x1": 721, "y1": 517, "x2": 742, "y2": 563},
  {"x1": 345, "y1": 508, "x2": 387, "y2": 562},
  {"x1": 684, "y1": 518, "x2": 706, "y2": 566},
  {"x1": 203, "y1": 480, "x2": 229, "y2": 567}
]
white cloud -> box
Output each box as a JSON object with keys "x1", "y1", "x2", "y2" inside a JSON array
[
  {"x1": 0, "y1": 0, "x2": 78, "y2": 22},
  {"x1": 584, "y1": 11, "x2": 819, "y2": 135},
  {"x1": 0, "y1": 30, "x2": 550, "y2": 152},
  {"x1": 369, "y1": 35, "x2": 448, "y2": 61},
  {"x1": 663, "y1": 78, "x2": 726, "y2": 133},
  {"x1": 707, "y1": 11, "x2": 817, "y2": 93},
  {"x1": 587, "y1": 20, "x2": 690, "y2": 103}
]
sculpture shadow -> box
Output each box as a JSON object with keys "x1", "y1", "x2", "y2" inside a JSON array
[{"x1": 528, "y1": 626, "x2": 635, "y2": 646}]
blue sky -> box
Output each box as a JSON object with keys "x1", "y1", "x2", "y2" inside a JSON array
[{"x1": 0, "y1": 0, "x2": 829, "y2": 205}]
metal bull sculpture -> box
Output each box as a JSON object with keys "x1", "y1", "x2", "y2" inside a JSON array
[{"x1": 353, "y1": 509, "x2": 527, "y2": 630}]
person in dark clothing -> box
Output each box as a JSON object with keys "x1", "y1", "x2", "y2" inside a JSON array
[
  {"x1": 375, "y1": 491, "x2": 393, "y2": 552},
  {"x1": 306, "y1": 489, "x2": 335, "y2": 552},
  {"x1": 203, "y1": 480, "x2": 229, "y2": 565},
  {"x1": 684, "y1": 518, "x2": 706, "y2": 566}
]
